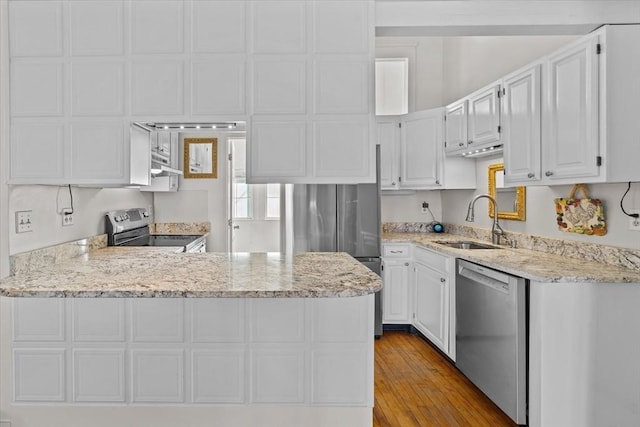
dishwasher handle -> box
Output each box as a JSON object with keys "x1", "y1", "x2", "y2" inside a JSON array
[{"x1": 458, "y1": 262, "x2": 511, "y2": 294}]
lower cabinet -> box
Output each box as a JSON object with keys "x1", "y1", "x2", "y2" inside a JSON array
[
  {"x1": 413, "y1": 249, "x2": 451, "y2": 355},
  {"x1": 382, "y1": 243, "x2": 455, "y2": 359}
]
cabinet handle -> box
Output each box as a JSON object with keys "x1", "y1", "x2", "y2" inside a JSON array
[
  {"x1": 440, "y1": 278, "x2": 446, "y2": 283},
  {"x1": 545, "y1": 171, "x2": 553, "y2": 177},
  {"x1": 527, "y1": 173, "x2": 535, "y2": 178},
  {"x1": 390, "y1": 250, "x2": 403, "y2": 254}
]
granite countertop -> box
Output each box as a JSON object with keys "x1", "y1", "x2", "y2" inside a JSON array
[
  {"x1": 0, "y1": 249, "x2": 381, "y2": 298},
  {"x1": 384, "y1": 232, "x2": 640, "y2": 284}
]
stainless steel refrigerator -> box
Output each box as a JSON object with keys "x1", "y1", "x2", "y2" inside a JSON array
[{"x1": 291, "y1": 182, "x2": 383, "y2": 337}]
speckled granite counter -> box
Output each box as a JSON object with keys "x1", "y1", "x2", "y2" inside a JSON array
[
  {"x1": 384, "y1": 232, "x2": 640, "y2": 284},
  {"x1": 0, "y1": 249, "x2": 381, "y2": 298}
]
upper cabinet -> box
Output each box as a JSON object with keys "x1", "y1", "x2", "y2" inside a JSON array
[
  {"x1": 445, "y1": 83, "x2": 501, "y2": 156},
  {"x1": 6, "y1": 0, "x2": 375, "y2": 185},
  {"x1": 377, "y1": 109, "x2": 476, "y2": 191},
  {"x1": 504, "y1": 25, "x2": 640, "y2": 186}
]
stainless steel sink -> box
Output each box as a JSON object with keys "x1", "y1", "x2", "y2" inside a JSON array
[{"x1": 434, "y1": 240, "x2": 503, "y2": 250}]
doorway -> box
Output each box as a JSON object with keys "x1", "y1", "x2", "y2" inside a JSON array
[{"x1": 227, "y1": 138, "x2": 281, "y2": 253}]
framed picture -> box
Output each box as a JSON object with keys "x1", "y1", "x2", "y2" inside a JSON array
[{"x1": 184, "y1": 138, "x2": 217, "y2": 179}]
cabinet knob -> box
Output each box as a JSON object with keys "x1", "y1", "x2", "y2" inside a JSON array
[
  {"x1": 527, "y1": 173, "x2": 535, "y2": 178},
  {"x1": 545, "y1": 171, "x2": 553, "y2": 177},
  {"x1": 392, "y1": 182, "x2": 396, "y2": 186},
  {"x1": 435, "y1": 180, "x2": 440, "y2": 185},
  {"x1": 468, "y1": 140, "x2": 473, "y2": 145},
  {"x1": 440, "y1": 278, "x2": 446, "y2": 283},
  {"x1": 458, "y1": 142, "x2": 464, "y2": 147},
  {"x1": 404, "y1": 262, "x2": 410, "y2": 266}
]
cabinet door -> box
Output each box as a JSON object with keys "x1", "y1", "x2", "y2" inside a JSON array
[
  {"x1": 376, "y1": 118, "x2": 400, "y2": 190},
  {"x1": 381, "y1": 260, "x2": 411, "y2": 324},
  {"x1": 468, "y1": 84, "x2": 501, "y2": 148},
  {"x1": 444, "y1": 99, "x2": 468, "y2": 154},
  {"x1": 503, "y1": 64, "x2": 542, "y2": 184},
  {"x1": 413, "y1": 262, "x2": 449, "y2": 354},
  {"x1": 543, "y1": 34, "x2": 600, "y2": 181},
  {"x1": 400, "y1": 109, "x2": 442, "y2": 188}
]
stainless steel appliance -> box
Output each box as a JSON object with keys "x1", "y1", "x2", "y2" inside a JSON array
[
  {"x1": 291, "y1": 181, "x2": 382, "y2": 337},
  {"x1": 456, "y1": 259, "x2": 527, "y2": 425},
  {"x1": 106, "y1": 208, "x2": 206, "y2": 253}
]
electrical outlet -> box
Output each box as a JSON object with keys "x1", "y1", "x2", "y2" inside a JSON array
[
  {"x1": 15, "y1": 211, "x2": 33, "y2": 233},
  {"x1": 421, "y1": 201, "x2": 429, "y2": 214},
  {"x1": 630, "y1": 210, "x2": 640, "y2": 231},
  {"x1": 62, "y1": 209, "x2": 74, "y2": 227}
]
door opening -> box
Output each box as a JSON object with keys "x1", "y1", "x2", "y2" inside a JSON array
[{"x1": 227, "y1": 138, "x2": 281, "y2": 253}]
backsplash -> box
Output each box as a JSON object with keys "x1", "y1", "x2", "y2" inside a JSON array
[
  {"x1": 150, "y1": 222, "x2": 211, "y2": 235},
  {"x1": 10, "y1": 235, "x2": 107, "y2": 276},
  {"x1": 383, "y1": 222, "x2": 640, "y2": 271}
]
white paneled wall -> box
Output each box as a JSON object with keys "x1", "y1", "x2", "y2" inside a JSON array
[
  {"x1": 11, "y1": 296, "x2": 374, "y2": 406},
  {"x1": 7, "y1": 0, "x2": 375, "y2": 185}
]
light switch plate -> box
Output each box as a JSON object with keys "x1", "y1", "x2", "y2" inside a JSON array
[{"x1": 15, "y1": 211, "x2": 33, "y2": 233}]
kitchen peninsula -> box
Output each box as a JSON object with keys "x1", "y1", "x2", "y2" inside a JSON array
[{"x1": 0, "y1": 246, "x2": 381, "y2": 427}]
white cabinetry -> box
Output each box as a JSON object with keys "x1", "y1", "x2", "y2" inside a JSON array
[
  {"x1": 504, "y1": 25, "x2": 640, "y2": 186},
  {"x1": 502, "y1": 64, "x2": 542, "y2": 183},
  {"x1": 412, "y1": 246, "x2": 453, "y2": 356},
  {"x1": 381, "y1": 244, "x2": 412, "y2": 324},
  {"x1": 445, "y1": 83, "x2": 501, "y2": 156},
  {"x1": 376, "y1": 109, "x2": 476, "y2": 191}
]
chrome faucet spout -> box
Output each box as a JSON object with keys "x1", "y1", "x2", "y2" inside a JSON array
[{"x1": 465, "y1": 194, "x2": 504, "y2": 245}]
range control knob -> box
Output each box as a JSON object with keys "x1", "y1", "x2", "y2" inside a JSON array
[{"x1": 142, "y1": 211, "x2": 149, "y2": 217}]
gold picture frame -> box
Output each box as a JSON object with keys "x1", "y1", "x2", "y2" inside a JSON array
[
  {"x1": 184, "y1": 138, "x2": 217, "y2": 179},
  {"x1": 488, "y1": 163, "x2": 526, "y2": 221}
]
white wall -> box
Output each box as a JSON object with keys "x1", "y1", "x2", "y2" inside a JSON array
[
  {"x1": 441, "y1": 156, "x2": 640, "y2": 250},
  {"x1": 8, "y1": 186, "x2": 152, "y2": 255},
  {"x1": 0, "y1": 1, "x2": 8, "y2": 277}
]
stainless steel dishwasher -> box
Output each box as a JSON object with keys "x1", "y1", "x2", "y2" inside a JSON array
[{"x1": 456, "y1": 259, "x2": 527, "y2": 425}]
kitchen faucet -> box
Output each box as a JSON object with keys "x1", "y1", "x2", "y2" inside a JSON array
[{"x1": 465, "y1": 194, "x2": 507, "y2": 245}]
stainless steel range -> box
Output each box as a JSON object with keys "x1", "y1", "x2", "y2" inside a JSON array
[{"x1": 105, "y1": 208, "x2": 206, "y2": 253}]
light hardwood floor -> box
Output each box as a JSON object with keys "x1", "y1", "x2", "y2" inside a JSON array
[{"x1": 373, "y1": 331, "x2": 519, "y2": 427}]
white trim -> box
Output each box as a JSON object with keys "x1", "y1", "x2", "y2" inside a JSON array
[{"x1": 0, "y1": 0, "x2": 10, "y2": 278}]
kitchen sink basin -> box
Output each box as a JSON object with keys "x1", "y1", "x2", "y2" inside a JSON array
[{"x1": 434, "y1": 240, "x2": 503, "y2": 250}]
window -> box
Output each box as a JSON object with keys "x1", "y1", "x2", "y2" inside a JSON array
[
  {"x1": 233, "y1": 181, "x2": 252, "y2": 219},
  {"x1": 266, "y1": 184, "x2": 280, "y2": 219},
  {"x1": 375, "y1": 58, "x2": 409, "y2": 115}
]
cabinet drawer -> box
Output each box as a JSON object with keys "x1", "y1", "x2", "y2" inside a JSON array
[
  {"x1": 414, "y1": 246, "x2": 449, "y2": 273},
  {"x1": 383, "y1": 244, "x2": 412, "y2": 258}
]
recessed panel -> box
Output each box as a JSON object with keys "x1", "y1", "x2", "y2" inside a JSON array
[
  {"x1": 191, "y1": 60, "x2": 246, "y2": 115},
  {"x1": 253, "y1": 60, "x2": 306, "y2": 114},
  {"x1": 9, "y1": 1, "x2": 63, "y2": 56},
  {"x1": 252, "y1": 1, "x2": 306, "y2": 53},
  {"x1": 192, "y1": 299, "x2": 245, "y2": 343},
  {"x1": 315, "y1": 59, "x2": 370, "y2": 114},
  {"x1": 131, "y1": 299, "x2": 184, "y2": 342},
  {"x1": 132, "y1": 350, "x2": 184, "y2": 402},
  {"x1": 73, "y1": 349, "x2": 125, "y2": 402},
  {"x1": 313, "y1": 121, "x2": 370, "y2": 178},
  {"x1": 251, "y1": 349, "x2": 304, "y2": 403},
  {"x1": 312, "y1": 347, "x2": 368, "y2": 404},
  {"x1": 192, "y1": 1, "x2": 246, "y2": 53},
  {"x1": 249, "y1": 299, "x2": 305, "y2": 343},
  {"x1": 313, "y1": 1, "x2": 369, "y2": 54},
  {"x1": 11, "y1": 122, "x2": 65, "y2": 179},
  {"x1": 11, "y1": 61, "x2": 63, "y2": 117},
  {"x1": 132, "y1": 61, "x2": 184, "y2": 115},
  {"x1": 14, "y1": 349, "x2": 65, "y2": 402},
  {"x1": 251, "y1": 121, "x2": 306, "y2": 178},
  {"x1": 72, "y1": 298, "x2": 125, "y2": 342},
  {"x1": 72, "y1": 62, "x2": 124, "y2": 116},
  {"x1": 70, "y1": 122, "x2": 125, "y2": 180},
  {"x1": 70, "y1": 1, "x2": 124, "y2": 56},
  {"x1": 13, "y1": 298, "x2": 65, "y2": 342},
  {"x1": 192, "y1": 349, "x2": 245, "y2": 403},
  {"x1": 131, "y1": 1, "x2": 183, "y2": 54},
  {"x1": 312, "y1": 298, "x2": 368, "y2": 343}
]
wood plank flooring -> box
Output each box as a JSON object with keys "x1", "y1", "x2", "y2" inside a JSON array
[{"x1": 373, "y1": 331, "x2": 518, "y2": 427}]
